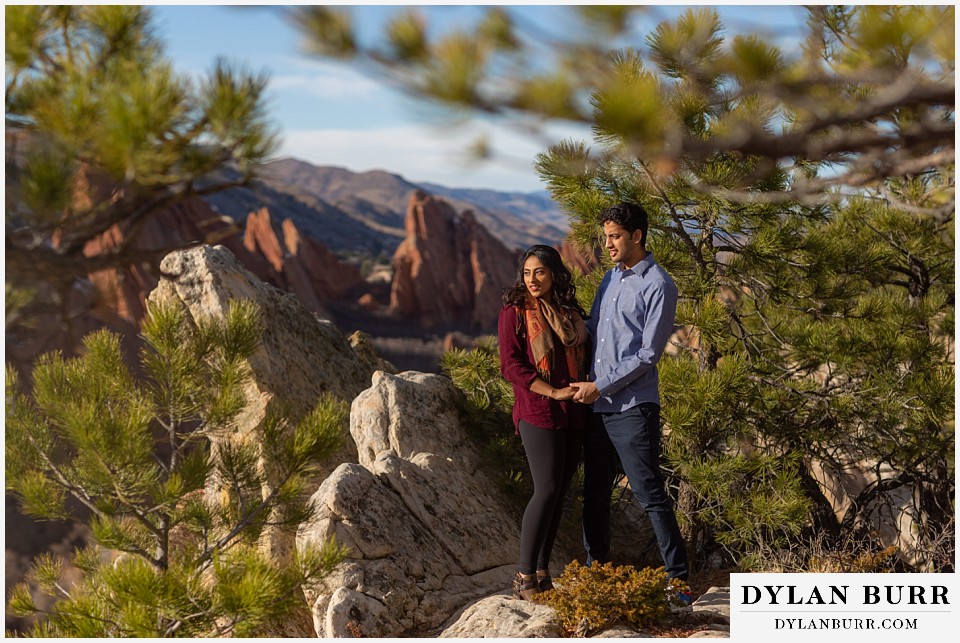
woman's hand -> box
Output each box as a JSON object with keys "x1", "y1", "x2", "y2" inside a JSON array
[
  {"x1": 551, "y1": 386, "x2": 577, "y2": 401},
  {"x1": 529, "y1": 379, "x2": 577, "y2": 401}
]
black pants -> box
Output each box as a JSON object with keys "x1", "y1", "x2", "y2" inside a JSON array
[
  {"x1": 582, "y1": 403, "x2": 689, "y2": 580},
  {"x1": 517, "y1": 420, "x2": 584, "y2": 575}
]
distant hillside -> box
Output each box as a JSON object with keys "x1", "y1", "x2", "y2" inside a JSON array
[
  {"x1": 205, "y1": 175, "x2": 402, "y2": 258},
  {"x1": 204, "y1": 158, "x2": 568, "y2": 256},
  {"x1": 418, "y1": 182, "x2": 564, "y2": 228}
]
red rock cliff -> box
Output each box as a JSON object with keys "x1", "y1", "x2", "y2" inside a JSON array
[
  {"x1": 390, "y1": 191, "x2": 518, "y2": 330},
  {"x1": 240, "y1": 208, "x2": 365, "y2": 315}
]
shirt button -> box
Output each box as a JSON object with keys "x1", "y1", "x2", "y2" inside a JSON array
[
  {"x1": 601, "y1": 338, "x2": 604, "y2": 342},
  {"x1": 596, "y1": 359, "x2": 600, "y2": 363}
]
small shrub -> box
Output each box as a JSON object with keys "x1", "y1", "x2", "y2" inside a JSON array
[{"x1": 535, "y1": 561, "x2": 677, "y2": 636}]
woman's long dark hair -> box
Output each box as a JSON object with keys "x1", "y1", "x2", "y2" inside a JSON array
[{"x1": 502, "y1": 244, "x2": 588, "y2": 318}]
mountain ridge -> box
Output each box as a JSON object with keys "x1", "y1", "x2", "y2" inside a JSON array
[{"x1": 203, "y1": 157, "x2": 568, "y2": 256}]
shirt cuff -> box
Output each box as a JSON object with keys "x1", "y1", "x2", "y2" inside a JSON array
[{"x1": 594, "y1": 375, "x2": 614, "y2": 397}]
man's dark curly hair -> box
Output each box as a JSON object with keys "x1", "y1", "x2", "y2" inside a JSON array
[
  {"x1": 600, "y1": 202, "x2": 649, "y2": 246},
  {"x1": 502, "y1": 244, "x2": 587, "y2": 317}
]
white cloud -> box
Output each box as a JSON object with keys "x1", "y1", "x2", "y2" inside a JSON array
[
  {"x1": 266, "y1": 57, "x2": 386, "y2": 99},
  {"x1": 278, "y1": 120, "x2": 594, "y2": 192}
]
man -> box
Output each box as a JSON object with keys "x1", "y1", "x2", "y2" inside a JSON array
[{"x1": 571, "y1": 201, "x2": 690, "y2": 600}]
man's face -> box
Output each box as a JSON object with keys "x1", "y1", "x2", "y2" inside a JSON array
[{"x1": 603, "y1": 220, "x2": 644, "y2": 268}]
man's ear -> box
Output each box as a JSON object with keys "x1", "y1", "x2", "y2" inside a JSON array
[{"x1": 634, "y1": 229, "x2": 644, "y2": 245}]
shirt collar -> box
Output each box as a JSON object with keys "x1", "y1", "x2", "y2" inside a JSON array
[{"x1": 614, "y1": 251, "x2": 655, "y2": 277}]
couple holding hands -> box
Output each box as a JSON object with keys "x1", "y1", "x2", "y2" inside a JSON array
[{"x1": 497, "y1": 202, "x2": 690, "y2": 603}]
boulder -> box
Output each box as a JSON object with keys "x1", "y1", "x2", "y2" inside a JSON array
[
  {"x1": 688, "y1": 630, "x2": 730, "y2": 638},
  {"x1": 298, "y1": 371, "x2": 521, "y2": 637},
  {"x1": 439, "y1": 595, "x2": 561, "y2": 638},
  {"x1": 692, "y1": 586, "x2": 730, "y2": 621},
  {"x1": 592, "y1": 625, "x2": 652, "y2": 637}
]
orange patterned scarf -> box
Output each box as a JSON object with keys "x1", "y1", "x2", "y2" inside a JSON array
[{"x1": 523, "y1": 296, "x2": 589, "y2": 382}]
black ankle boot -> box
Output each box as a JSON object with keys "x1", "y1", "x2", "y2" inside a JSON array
[{"x1": 536, "y1": 569, "x2": 554, "y2": 592}]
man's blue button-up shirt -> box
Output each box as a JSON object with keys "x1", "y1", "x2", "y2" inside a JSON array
[{"x1": 586, "y1": 252, "x2": 678, "y2": 412}]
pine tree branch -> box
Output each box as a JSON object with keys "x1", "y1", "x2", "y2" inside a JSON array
[
  {"x1": 638, "y1": 160, "x2": 705, "y2": 266},
  {"x1": 689, "y1": 148, "x2": 955, "y2": 207},
  {"x1": 53, "y1": 581, "x2": 72, "y2": 599},
  {"x1": 878, "y1": 184, "x2": 957, "y2": 222},
  {"x1": 4, "y1": 238, "x2": 203, "y2": 284},
  {"x1": 106, "y1": 482, "x2": 166, "y2": 565},
  {"x1": 24, "y1": 430, "x2": 108, "y2": 521},
  {"x1": 38, "y1": 605, "x2": 124, "y2": 634},
  {"x1": 688, "y1": 74, "x2": 954, "y2": 162},
  {"x1": 53, "y1": 174, "x2": 251, "y2": 257},
  {"x1": 195, "y1": 462, "x2": 303, "y2": 569}
]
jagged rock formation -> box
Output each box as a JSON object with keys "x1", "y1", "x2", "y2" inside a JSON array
[
  {"x1": 249, "y1": 158, "x2": 568, "y2": 252},
  {"x1": 390, "y1": 191, "x2": 518, "y2": 331},
  {"x1": 297, "y1": 371, "x2": 521, "y2": 637},
  {"x1": 240, "y1": 207, "x2": 367, "y2": 315}
]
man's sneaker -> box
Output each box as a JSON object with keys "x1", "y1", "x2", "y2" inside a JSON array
[
  {"x1": 667, "y1": 582, "x2": 694, "y2": 607},
  {"x1": 674, "y1": 589, "x2": 694, "y2": 606}
]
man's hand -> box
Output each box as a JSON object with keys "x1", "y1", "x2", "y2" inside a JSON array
[{"x1": 571, "y1": 381, "x2": 600, "y2": 404}]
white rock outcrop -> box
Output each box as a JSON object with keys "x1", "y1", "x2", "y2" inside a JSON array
[
  {"x1": 149, "y1": 245, "x2": 396, "y2": 485},
  {"x1": 151, "y1": 245, "x2": 386, "y2": 412},
  {"x1": 298, "y1": 371, "x2": 521, "y2": 637}
]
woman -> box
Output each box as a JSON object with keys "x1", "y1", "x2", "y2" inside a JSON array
[{"x1": 498, "y1": 244, "x2": 591, "y2": 601}]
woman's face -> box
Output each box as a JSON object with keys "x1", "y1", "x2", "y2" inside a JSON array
[{"x1": 523, "y1": 255, "x2": 553, "y2": 300}]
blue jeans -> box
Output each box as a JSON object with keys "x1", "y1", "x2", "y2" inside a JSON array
[{"x1": 582, "y1": 403, "x2": 689, "y2": 580}]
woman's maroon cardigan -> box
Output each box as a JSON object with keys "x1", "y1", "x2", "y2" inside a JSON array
[{"x1": 497, "y1": 304, "x2": 592, "y2": 435}]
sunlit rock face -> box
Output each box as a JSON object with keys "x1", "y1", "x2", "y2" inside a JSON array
[
  {"x1": 390, "y1": 191, "x2": 518, "y2": 331},
  {"x1": 241, "y1": 207, "x2": 366, "y2": 316},
  {"x1": 298, "y1": 371, "x2": 520, "y2": 637}
]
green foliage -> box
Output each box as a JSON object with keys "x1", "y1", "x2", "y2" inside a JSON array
[
  {"x1": 536, "y1": 561, "x2": 675, "y2": 636},
  {"x1": 441, "y1": 337, "x2": 513, "y2": 414},
  {"x1": 5, "y1": 5, "x2": 279, "y2": 339},
  {"x1": 680, "y1": 452, "x2": 811, "y2": 552},
  {"x1": 296, "y1": 5, "x2": 952, "y2": 191},
  {"x1": 5, "y1": 299, "x2": 348, "y2": 636},
  {"x1": 441, "y1": 339, "x2": 530, "y2": 501}
]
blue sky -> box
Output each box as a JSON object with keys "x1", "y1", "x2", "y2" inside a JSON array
[{"x1": 152, "y1": 3, "x2": 811, "y2": 193}]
